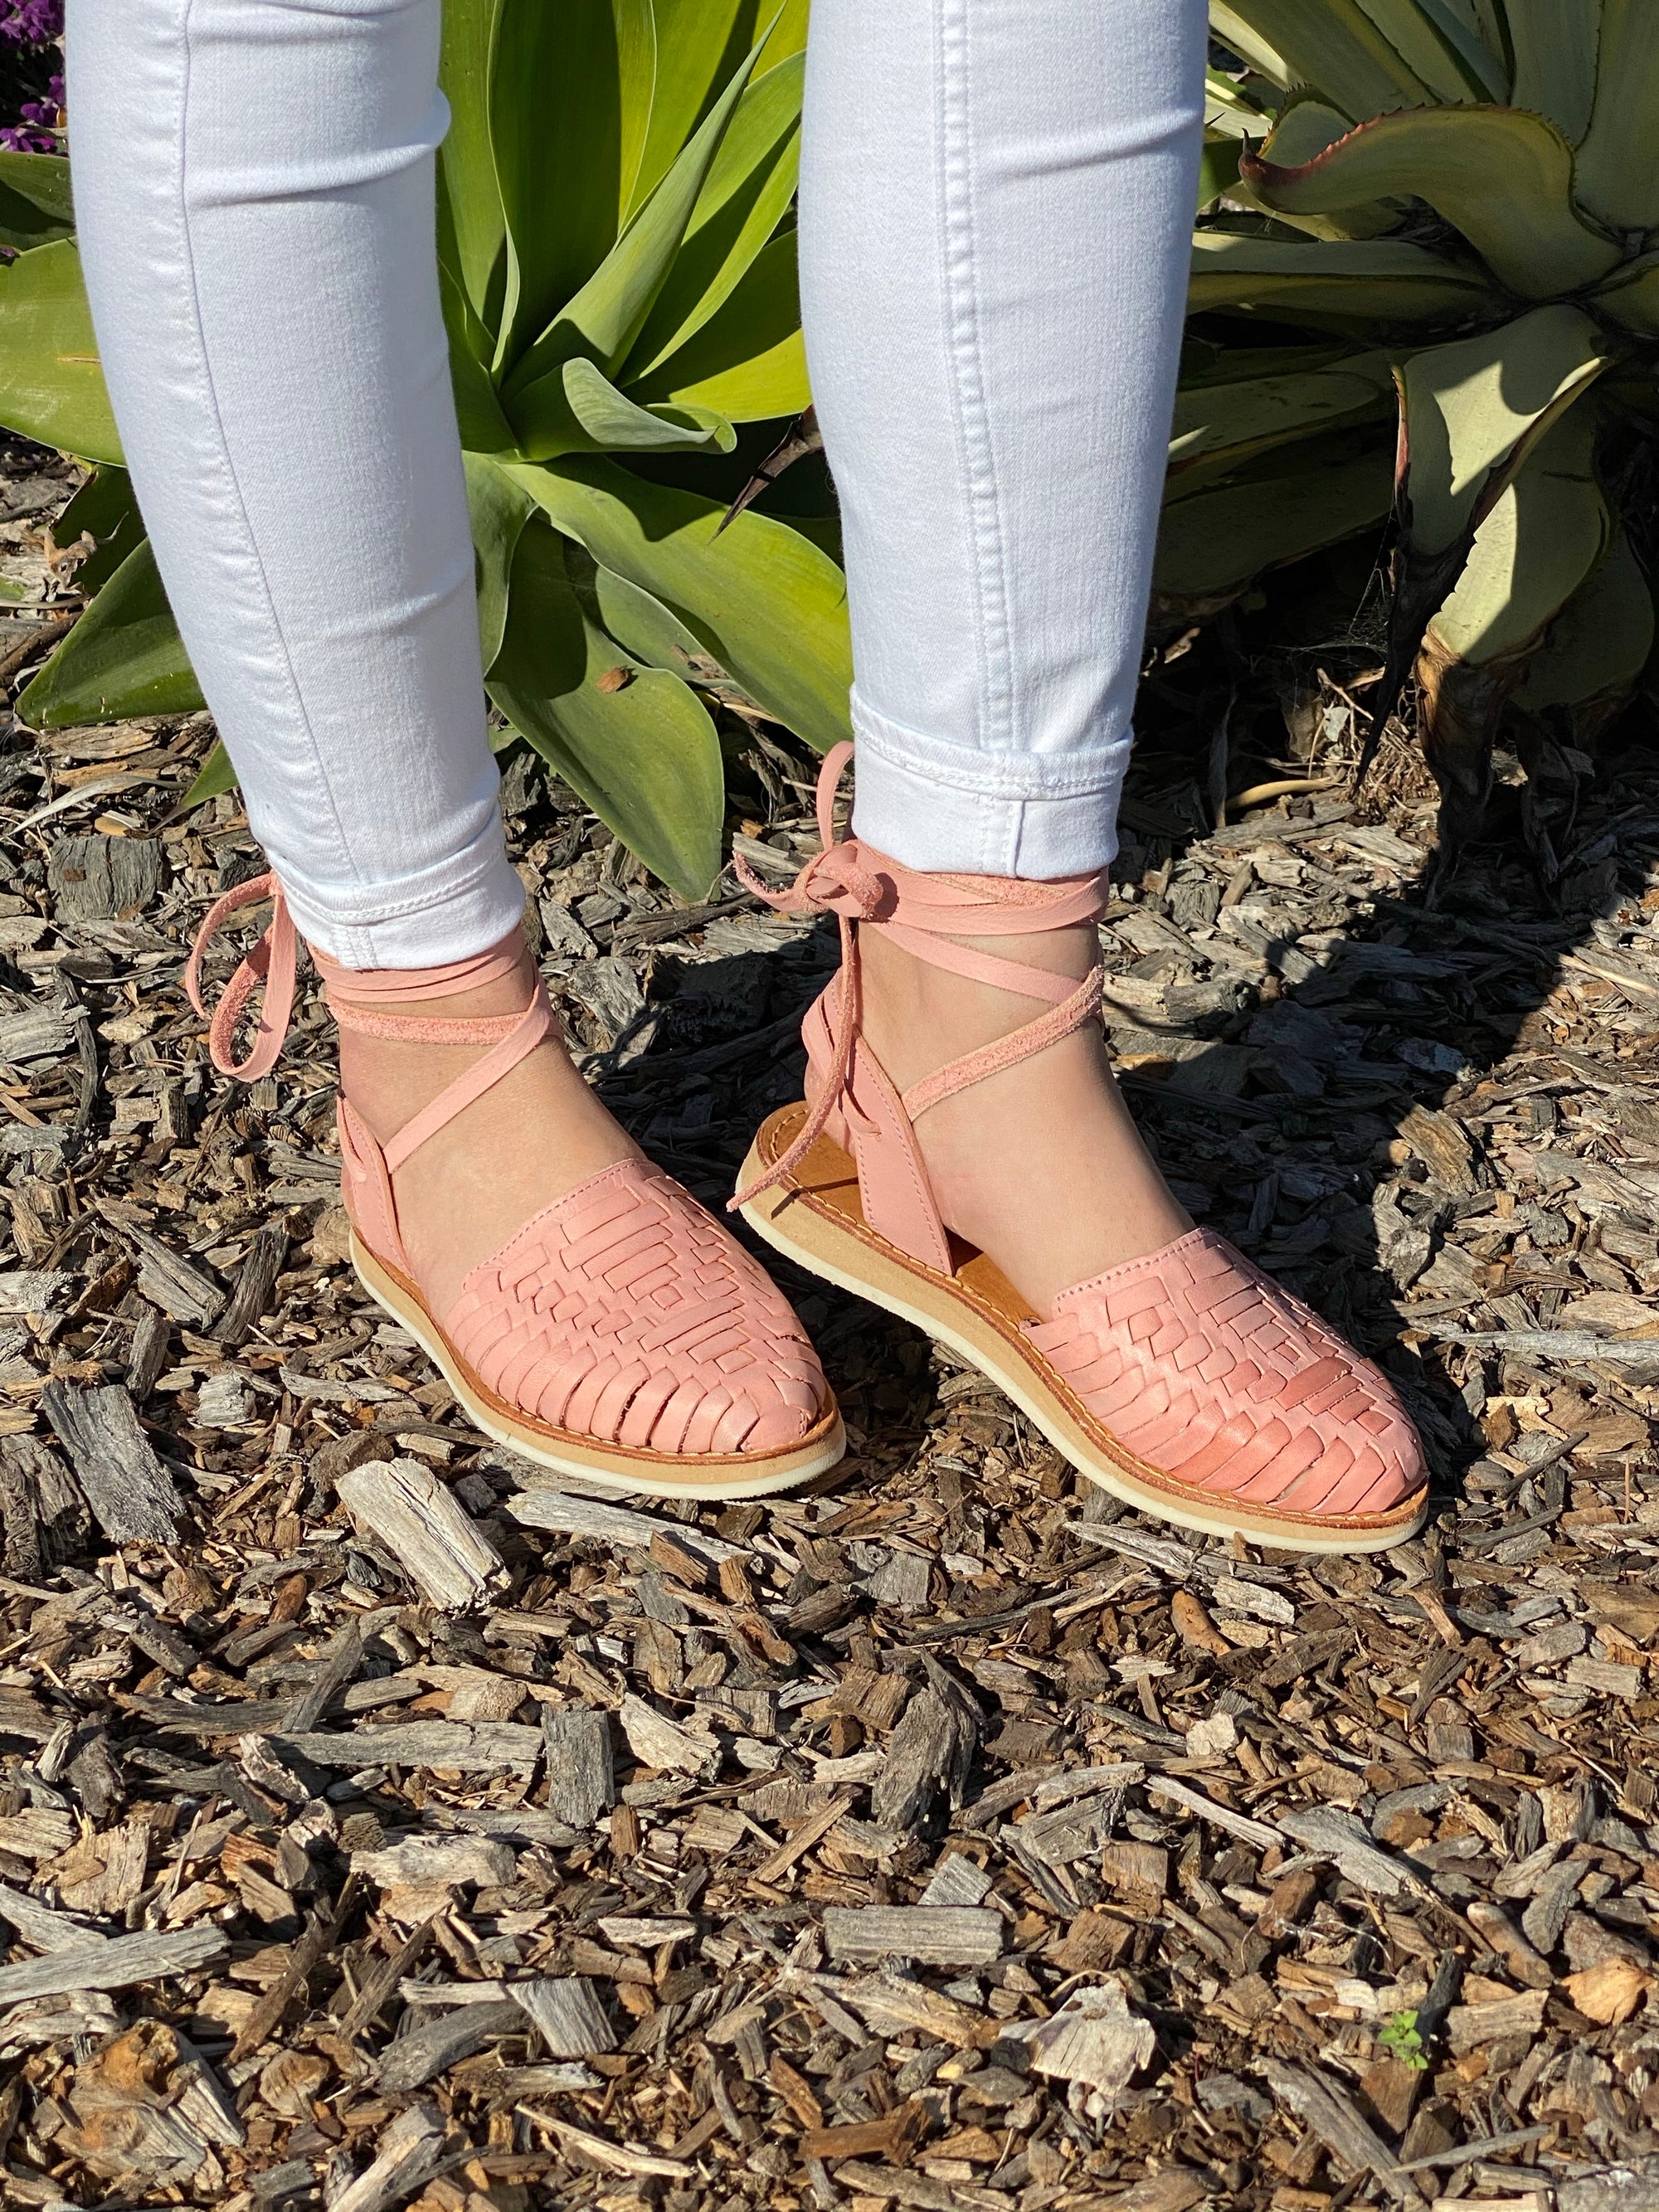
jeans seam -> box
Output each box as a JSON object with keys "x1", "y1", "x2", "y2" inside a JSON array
[
  {"x1": 936, "y1": 0, "x2": 1014, "y2": 865},
  {"x1": 175, "y1": 0, "x2": 375, "y2": 966}
]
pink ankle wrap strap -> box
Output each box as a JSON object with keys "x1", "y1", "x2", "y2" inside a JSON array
[
  {"x1": 311, "y1": 941, "x2": 557, "y2": 1174},
  {"x1": 730, "y1": 742, "x2": 1110, "y2": 1212},
  {"x1": 185, "y1": 873, "x2": 299, "y2": 1082},
  {"x1": 187, "y1": 875, "x2": 557, "y2": 1170}
]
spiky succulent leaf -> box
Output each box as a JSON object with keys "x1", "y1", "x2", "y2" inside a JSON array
[
  {"x1": 1209, "y1": 5, "x2": 1293, "y2": 86},
  {"x1": 1212, "y1": 0, "x2": 1433, "y2": 116},
  {"x1": 1189, "y1": 231, "x2": 1499, "y2": 325},
  {"x1": 1242, "y1": 108, "x2": 1621, "y2": 298},
  {"x1": 490, "y1": 0, "x2": 627, "y2": 365},
  {"x1": 1349, "y1": 0, "x2": 1503, "y2": 100},
  {"x1": 1515, "y1": 530, "x2": 1654, "y2": 717},
  {"x1": 52, "y1": 465, "x2": 139, "y2": 599},
  {"x1": 1153, "y1": 432, "x2": 1394, "y2": 601},
  {"x1": 1506, "y1": 0, "x2": 1602, "y2": 145},
  {"x1": 1204, "y1": 70, "x2": 1274, "y2": 138},
  {"x1": 1574, "y1": 0, "x2": 1659, "y2": 230},
  {"x1": 1394, "y1": 304, "x2": 1610, "y2": 558},
  {"x1": 1199, "y1": 135, "x2": 1244, "y2": 212},
  {"x1": 1245, "y1": 100, "x2": 1399, "y2": 238},
  {"x1": 1593, "y1": 251, "x2": 1659, "y2": 338},
  {"x1": 1425, "y1": 404, "x2": 1608, "y2": 671},
  {"x1": 624, "y1": 0, "x2": 807, "y2": 221},
  {"x1": 1168, "y1": 348, "x2": 1395, "y2": 495}
]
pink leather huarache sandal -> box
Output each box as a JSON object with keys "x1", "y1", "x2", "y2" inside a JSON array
[
  {"x1": 187, "y1": 876, "x2": 843, "y2": 1498},
  {"x1": 732, "y1": 747, "x2": 1427, "y2": 1553}
]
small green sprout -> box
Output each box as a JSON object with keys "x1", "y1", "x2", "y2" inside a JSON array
[{"x1": 1378, "y1": 2009, "x2": 1428, "y2": 2071}]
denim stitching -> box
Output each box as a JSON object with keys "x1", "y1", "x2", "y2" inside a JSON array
[
  {"x1": 935, "y1": 0, "x2": 1015, "y2": 872},
  {"x1": 174, "y1": 0, "x2": 377, "y2": 965}
]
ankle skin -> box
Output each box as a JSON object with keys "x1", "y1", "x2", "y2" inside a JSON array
[
  {"x1": 335, "y1": 949, "x2": 641, "y2": 1320},
  {"x1": 852, "y1": 910, "x2": 1192, "y2": 1310}
]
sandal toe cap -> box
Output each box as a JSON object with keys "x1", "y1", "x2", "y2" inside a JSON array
[
  {"x1": 1034, "y1": 1228, "x2": 1425, "y2": 1522},
  {"x1": 447, "y1": 1159, "x2": 830, "y2": 1457}
]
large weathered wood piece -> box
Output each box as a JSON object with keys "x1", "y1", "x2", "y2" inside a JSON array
[
  {"x1": 337, "y1": 1455, "x2": 504, "y2": 1610},
  {"x1": 39, "y1": 1380, "x2": 182, "y2": 1543},
  {"x1": 0, "y1": 1927, "x2": 227, "y2": 2004}
]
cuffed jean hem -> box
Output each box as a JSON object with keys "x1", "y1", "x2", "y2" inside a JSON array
[
  {"x1": 848, "y1": 692, "x2": 1131, "y2": 878},
  {"x1": 276, "y1": 825, "x2": 526, "y2": 970}
]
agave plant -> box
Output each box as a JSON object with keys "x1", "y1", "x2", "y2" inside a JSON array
[
  {"x1": 0, "y1": 0, "x2": 852, "y2": 898},
  {"x1": 1165, "y1": 0, "x2": 1659, "y2": 862}
]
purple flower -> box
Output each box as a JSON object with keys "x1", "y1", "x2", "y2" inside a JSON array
[{"x1": 0, "y1": 1, "x2": 64, "y2": 46}]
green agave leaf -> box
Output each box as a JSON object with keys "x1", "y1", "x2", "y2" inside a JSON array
[
  {"x1": 1575, "y1": 0, "x2": 1659, "y2": 230},
  {"x1": 624, "y1": 231, "x2": 806, "y2": 419},
  {"x1": 438, "y1": 169, "x2": 518, "y2": 454},
  {"x1": 1396, "y1": 303, "x2": 1610, "y2": 557},
  {"x1": 613, "y1": 0, "x2": 656, "y2": 225},
  {"x1": 464, "y1": 452, "x2": 538, "y2": 675},
  {"x1": 1199, "y1": 135, "x2": 1243, "y2": 212},
  {"x1": 1242, "y1": 107, "x2": 1622, "y2": 298},
  {"x1": 1427, "y1": 402, "x2": 1607, "y2": 667},
  {"x1": 1515, "y1": 528, "x2": 1653, "y2": 712},
  {"x1": 513, "y1": 353, "x2": 736, "y2": 462},
  {"x1": 1243, "y1": 99, "x2": 1399, "y2": 237},
  {"x1": 505, "y1": 36, "x2": 761, "y2": 421},
  {"x1": 16, "y1": 537, "x2": 202, "y2": 728},
  {"x1": 1351, "y1": 0, "x2": 1501, "y2": 100},
  {"x1": 1209, "y1": 0, "x2": 1433, "y2": 118},
  {"x1": 436, "y1": 0, "x2": 504, "y2": 335},
  {"x1": 0, "y1": 151, "x2": 73, "y2": 251},
  {"x1": 620, "y1": 51, "x2": 803, "y2": 382},
  {"x1": 1153, "y1": 435, "x2": 1394, "y2": 598},
  {"x1": 1209, "y1": 4, "x2": 1294, "y2": 87},
  {"x1": 182, "y1": 740, "x2": 240, "y2": 810},
  {"x1": 1388, "y1": 0, "x2": 1508, "y2": 94},
  {"x1": 487, "y1": 518, "x2": 724, "y2": 900},
  {"x1": 625, "y1": 0, "x2": 746, "y2": 219},
  {"x1": 1592, "y1": 249, "x2": 1659, "y2": 336},
  {"x1": 505, "y1": 454, "x2": 852, "y2": 752},
  {"x1": 1167, "y1": 347, "x2": 1395, "y2": 497},
  {"x1": 1506, "y1": 0, "x2": 1601, "y2": 144},
  {"x1": 491, "y1": 0, "x2": 623, "y2": 367},
  {"x1": 51, "y1": 464, "x2": 139, "y2": 598},
  {"x1": 591, "y1": 564, "x2": 717, "y2": 678},
  {"x1": 1463, "y1": 0, "x2": 1510, "y2": 67},
  {"x1": 0, "y1": 242, "x2": 122, "y2": 466},
  {"x1": 1189, "y1": 231, "x2": 1499, "y2": 324}
]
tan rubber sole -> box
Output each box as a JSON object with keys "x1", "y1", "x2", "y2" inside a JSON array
[
  {"x1": 351, "y1": 1232, "x2": 846, "y2": 1500},
  {"x1": 738, "y1": 1106, "x2": 1428, "y2": 1555}
]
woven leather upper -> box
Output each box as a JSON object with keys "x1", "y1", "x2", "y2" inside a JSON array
[
  {"x1": 445, "y1": 1160, "x2": 827, "y2": 1454},
  {"x1": 1028, "y1": 1228, "x2": 1423, "y2": 1516}
]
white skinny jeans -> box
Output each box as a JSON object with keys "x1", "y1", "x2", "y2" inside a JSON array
[{"x1": 65, "y1": 0, "x2": 1204, "y2": 967}]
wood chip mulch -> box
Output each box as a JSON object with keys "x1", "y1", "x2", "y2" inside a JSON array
[{"x1": 1, "y1": 441, "x2": 1659, "y2": 2212}]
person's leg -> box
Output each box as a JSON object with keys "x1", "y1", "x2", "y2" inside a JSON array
[
  {"x1": 66, "y1": 0, "x2": 831, "y2": 1468},
  {"x1": 798, "y1": 0, "x2": 1208, "y2": 1309},
  {"x1": 64, "y1": 0, "x2": 647, "y2": 1321}
]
